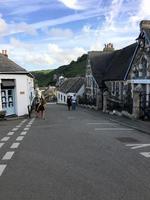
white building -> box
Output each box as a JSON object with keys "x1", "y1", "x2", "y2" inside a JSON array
[
  {"x1": 0, "y1": 50, "x2": 34, "y2": 116},
  {"x1": 57, "y1": 77, "x2": 85, "y2": 104}
]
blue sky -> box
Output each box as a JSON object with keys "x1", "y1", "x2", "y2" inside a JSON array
[{"x1": 0, "y1": 0, "x2": 149, "y2": 71}]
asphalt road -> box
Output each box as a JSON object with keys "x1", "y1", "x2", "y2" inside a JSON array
[{"x1": 0, "y1": 104, "x2": 150, "y2": 200}]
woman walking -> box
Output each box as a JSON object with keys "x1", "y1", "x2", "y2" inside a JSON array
[
  {"x1": 67, "y1": 95, "x2": 72, "y2": 111},
  {"x1": 37, "y1": 96, "x2": 46, "y2": 119}
]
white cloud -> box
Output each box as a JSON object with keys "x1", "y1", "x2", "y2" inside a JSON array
[
  {"x1": 48, "y1": 43, "x2": 86, "y2": 65},
  {"x1": 58, "y1": 0, "x2": 83, "y2": 10},
  {"x1": 48, "y1": 27, "x2": 74, "y2": 38},
  {"x1": 0, "y1": 15, "x2": 8, "y2": 34},
  {"x1": 58, "y1": 0, "x2": 102, "y2": 10},
  {"x1": 0, "y1": 37, "x2": 86, "y2": 70},
  {"x1": 0, "y1": 15, "x2": 37, "y2": 37},
  {"x1": 129, "y1": 0, "x2": 150, "y2": 27},
  {"x1": 105, "y1": 0, "x2": 124, "y2": 28}
]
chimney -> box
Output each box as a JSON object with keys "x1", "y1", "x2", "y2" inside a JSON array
[
  {"x1": 2, "y1": 50, "x2": 8, "y2": 57},
  {"x1": 140, "y1": 20, "x2": 150, "y2": 31}
]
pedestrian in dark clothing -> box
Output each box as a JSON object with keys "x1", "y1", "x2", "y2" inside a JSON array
[
  {"x1": 35, "y1": 98, "x2": 40, "y2": 118},
  {"x1": 67, "y1": 96, "x2": 72, "y2": 111},
  {"x1": 37, "y1": 96, "x2": 46, "y2": 119},
  {"x1": 71, "y1": 94, "x2": 77, "y2": 110}
]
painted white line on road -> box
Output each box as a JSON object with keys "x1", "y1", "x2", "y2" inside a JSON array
[
  {"x1": 26, "y1": 125, "x2": 31, "y2": 127},
  {"x1": 7, "y1": 132, "x2": 14, "y2": 136},
  {"x1": 22, "y1": 119, "x2": 27, "y2": 123},
  {"x1": 24, "y1": 128, "x2": 29, "y2": 131},
  {"x1": 140, "y1": 152, "x2": 150, "y2": 158},
  {"x1": 16, "y1": 136, "x2": 24, "y2": 141},
  {"x1": 12, "y1": 128, "x2": 18, "y2": 131},
  {"x1": 67, "y1": 116, "x2": 75, "y2": 120},
  {"x1": 1, "y1": 137, "x2": 10, "y2": 142},
  {"x1": 20, "y1": 131, "x2": 27, "y2": 135},
  {"x1": 2, "y1": 151, "x2": 14, "y2": 160},
  {"x1": 0, "y1": 143, "x2": 5, "y2": 148},
  {"x1": 87, "y1": 122, "x2": 116, "y2": 125},
  {"x1": 0, "y1": 165, "x2": 7, "y2": 176},
  {"x1": 126, "y1": 144, "x2": 150, "y2": 149},
  {"x1": 10, "y1": 143, "x2": 20, "y2": 149},
  {"x1": 95, "y1": 128, "x2": 134, "y2": 131},
  {"x1": 16, "y1": 125, "x2": 21, "y2": 128}
]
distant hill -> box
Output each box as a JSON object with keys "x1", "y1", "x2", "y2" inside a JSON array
[{"x1": 31, "y1": 54, "x2": 87, "y2": 87}]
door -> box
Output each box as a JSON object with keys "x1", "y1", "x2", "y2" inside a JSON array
[{"x1": 1, "y1": 89, "x2": 15, "y2": 116}]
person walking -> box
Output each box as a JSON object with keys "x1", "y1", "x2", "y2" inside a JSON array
[
  {"x1": 35, "y1": 97, "x2": 40, "y2": 118},
  {"x1": 37, "y1": 96, "x2": 46, "y2": 119},
  {"x1": 71, "y1": 94, "x2": 77, "y2": 110},
  {"x1": 67, "y1": 95, "x2": 72, "y2": 111}
]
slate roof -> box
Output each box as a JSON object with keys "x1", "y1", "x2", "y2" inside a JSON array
[
  {"x1": 58, "y1": 77, "x2": 85, "y2": 93},
  {"x1": 89, "y1": 43, "x2": 137, "y2": 86},
  {"x1": 89, "y1": 51, "x2": 115, "y2": 87},
  {"x1": 104, "y1": 43, "x2": 137, "y2": 81},
  {"x1": 0, "y1": 53, "x2": 32, "y2": 76}
]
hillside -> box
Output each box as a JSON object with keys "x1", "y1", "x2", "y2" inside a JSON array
[{"x1": 31, "y1": 54, "x2": 87, "y2": 87}]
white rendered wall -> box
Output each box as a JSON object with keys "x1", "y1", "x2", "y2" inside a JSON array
[
  {"x1": 0, "y1": 74, "x2": 34, "y2": 116},
  {"x1": 57, "y1": 84, "x2": 85, "y2": 105},
  {"x1": 0, "y1": 79, "x2": 2, "y2": 110},
  {"x1": 57, "y1": 91, "x2": 67, "y2": 104}
]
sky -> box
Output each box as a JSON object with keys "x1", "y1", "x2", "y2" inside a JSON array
[{"x1": 0, "y1": 0, "x2": 150, "y2": 71}]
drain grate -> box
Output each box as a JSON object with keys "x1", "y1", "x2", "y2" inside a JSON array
[{"x1": 116, "y1": 137, "x2": 140, "y2": 143}]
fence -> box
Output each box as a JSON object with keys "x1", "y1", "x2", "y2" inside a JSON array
[{"x1": 139, "y1": 93, "x2": 150, "y2": 119}]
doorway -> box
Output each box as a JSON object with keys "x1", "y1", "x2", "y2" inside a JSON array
[{"x1": 1, "y1": 89, "x2": 15, "y2": 116}]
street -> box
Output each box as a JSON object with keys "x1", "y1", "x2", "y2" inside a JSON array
[{"x1": 0, "y1": 104, "x2": 150, "y2": 199}]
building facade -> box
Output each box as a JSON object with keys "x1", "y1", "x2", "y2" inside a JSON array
[
  {"x1": 0, "y1": 51, "x2": 34, "y2": 116},
  {"x1": 85, "y1": 20, "x2": 150, "y2": 118},
  {"x1": 57, "y1": 77, "x2": 85, "y2": 104}
]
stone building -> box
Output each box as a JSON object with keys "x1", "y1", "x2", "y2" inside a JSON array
[{"x1": 85, "y1": 20, "x2": 150, "y2": 119}]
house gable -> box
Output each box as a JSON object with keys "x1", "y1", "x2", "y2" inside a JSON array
[{"x1": 126, "y1": 20, "x2": 150, "y2": 81}]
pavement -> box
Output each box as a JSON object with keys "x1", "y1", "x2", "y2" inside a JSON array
[
  {"x1": 79, "y1": 106, "x2": 150, "y2": 135},
  {"x1": 102, "y1": 112, "x2": 150, "y2": 135}
]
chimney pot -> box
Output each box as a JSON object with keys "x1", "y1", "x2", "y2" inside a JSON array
[{"x1": 140, "y1": 20, "x2": 150, "y2": 30}]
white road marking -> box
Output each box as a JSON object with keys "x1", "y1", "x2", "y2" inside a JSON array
[
  {"x1": 0, "y1": 165, "x2": 7, "y2": 176},
  {"x1": 140, "y1": 152, "x2": 150, "y2": 158},
  {"x1": 12, "y1": 128, "x2": 18, "y2": 131},
  {"x1": 10, "y1": 143, "x2": 20, "y2": 149},
  {"x1": 16, "y1": 136, "x2": 24, "y2": 141},
  {"x1": 24, "y1": 128, "x2": 29, "y2": 131},
  {"x1": 126, "y1": 144, "x2": 150, "y2": 149},
  {"x1": 16, "y1": 125, "x2": 21, "y2": 128},
  {"x1": 95, "y1": 128, "x2": 134, "y2": 131},
  {"x1": 2, "y1": 151, "x2": 14, "y2": 160},
  {"x1": 26, "y1": 125, "x2": 31, "y2": 127},
  {"x1": 0, "y1": 143, "x2": 5, "y2": 148},
  {"x1": 7, "y1": 132, "x2": 14, "y2": 136},
  {"x1": 87, "y1": 122, "x2": 116, "y2": 125},
  {"x1": 1, "y1": 137, "x2": 10, "y2": 142},
  {"x1": 22, "y1": 119, "x2": 27, "y2": 123},
  {"x1": 20, "y1": 131, "x2": 27, "y2": 135},
  {"x1": 68, "y1": 116, "x2": 75, "y2": 119}
]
